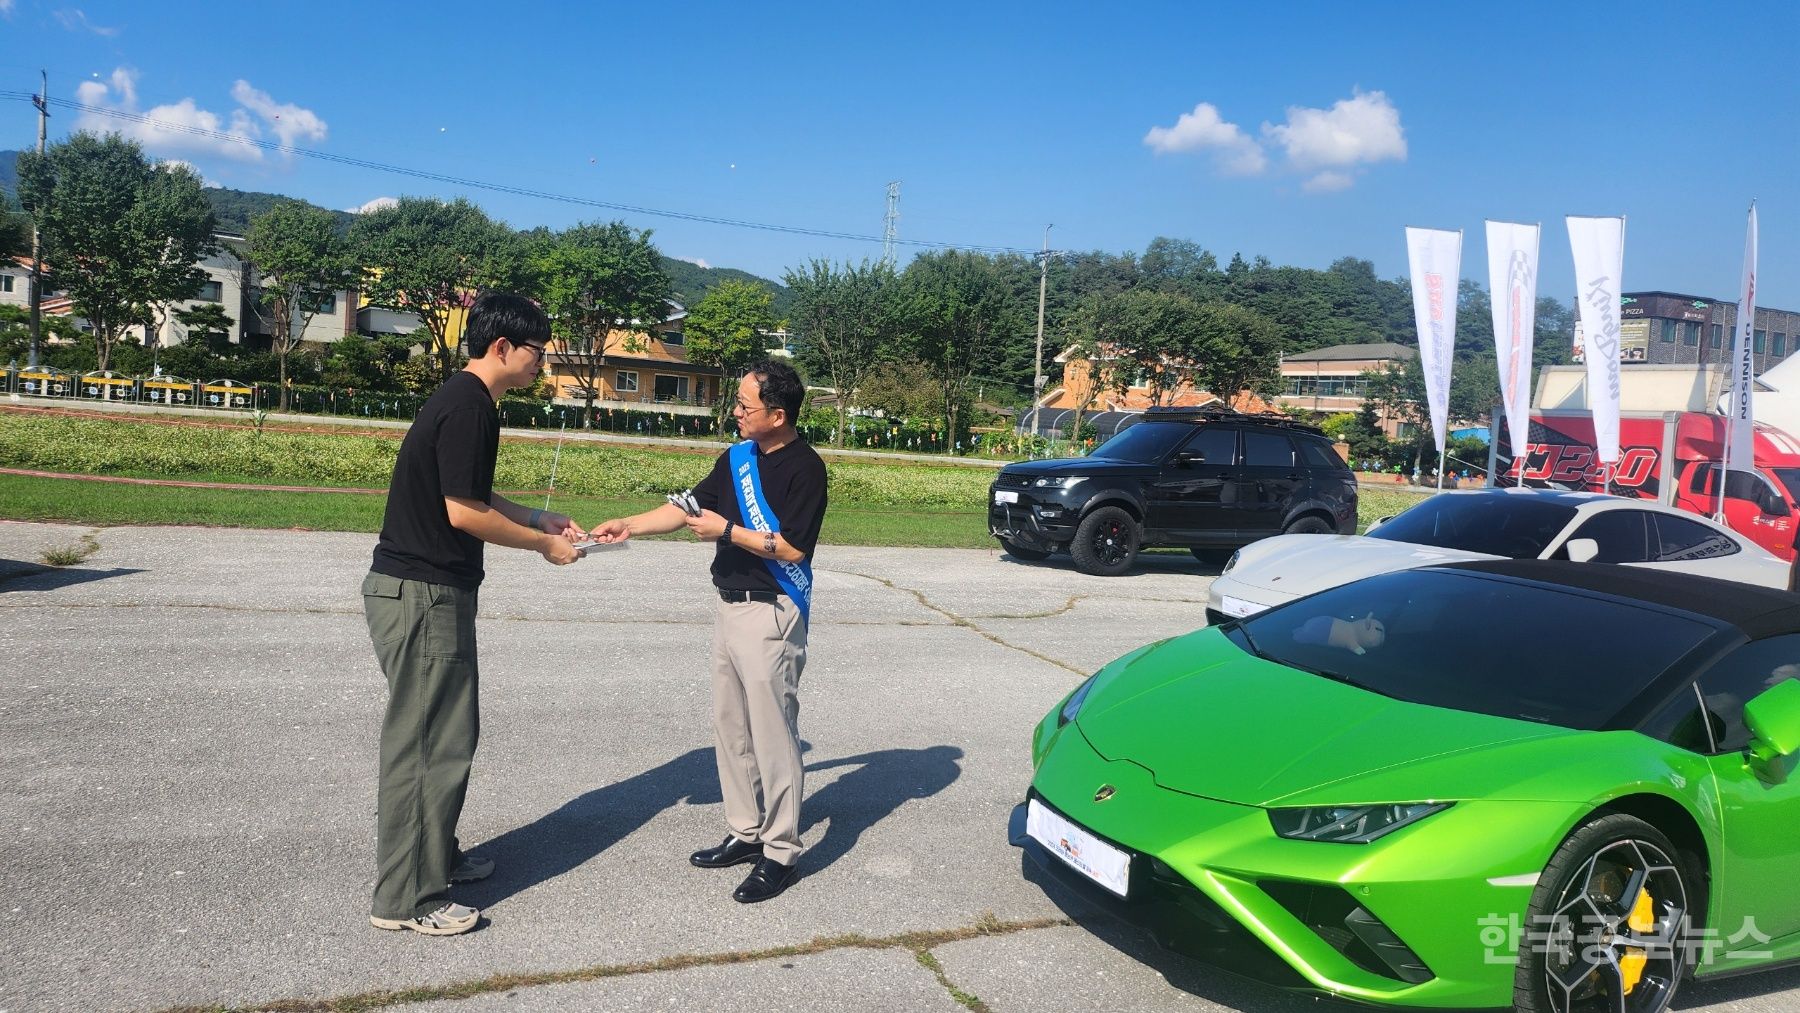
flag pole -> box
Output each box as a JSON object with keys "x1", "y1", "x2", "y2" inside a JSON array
[{"x1": 544, "y1": 422, "x2": 567, "y2": 511}]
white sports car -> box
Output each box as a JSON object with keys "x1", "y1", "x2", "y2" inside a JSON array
[{"x1": 1206, "y1": 487, "x2": 1791, "y2": 624}]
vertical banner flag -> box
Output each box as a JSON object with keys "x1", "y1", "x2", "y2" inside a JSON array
[
  {"x1": 1566, "y1": 216, "x2": 1626, "y2": 465},
  {"x1": 1724, "y1": 202, "x2": 1758, "y2": 490},
  {"x1": 1405, "y1": 227, "x2": 1461, "y2": 476},
  {"x1": 1485, "y1": 221, "x2": 1540, "y2": 484}
]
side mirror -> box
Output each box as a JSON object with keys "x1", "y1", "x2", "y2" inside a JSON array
[
  {"x1": 1564, "y1": 537, "x2": 1600, "y2": 563},
  {"x1": 1745, "y1": 679, "x2": 1800, "y2": 764}
]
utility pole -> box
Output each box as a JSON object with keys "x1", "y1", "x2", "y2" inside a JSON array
[
  {"x1": 28, "y1": 71, "x2": 49, "y2": 369},
  {"x1": 1028, "y1": 225, "x2": 1052, "y2": 437}
]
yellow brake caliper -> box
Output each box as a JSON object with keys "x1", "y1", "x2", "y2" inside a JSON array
[{"x1": 1618, "y1": 886, "x2": 1656, "y2": 994}]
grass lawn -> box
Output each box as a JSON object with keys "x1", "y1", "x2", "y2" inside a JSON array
[{"x1": 0, "y1": 474, "x2": 998, "y2": 549}]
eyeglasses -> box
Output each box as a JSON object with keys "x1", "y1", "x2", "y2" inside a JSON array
[
  {"x1": 514, "y1": 341, "x2": 546, "y2": 360},
  {"x1": 733, "y1": 399, "x2": 777, "y2": 415}
]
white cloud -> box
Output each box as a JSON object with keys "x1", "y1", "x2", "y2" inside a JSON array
[
  {"x1": 675, "y1": 255, "x2": 713, "y2": 269},
  {"x1": 349, "y1": 197, "x2": 399, "y2": 214},
  {"x1": 1262, "y1": 89, "x2": 1406, "y2": 172},
  {"x1": 1142, "y1": 102, "x2": 1266, "y2": 175},
  {"x1": 54, "y1": 8, "x2": 119, "y2": 35},
  {"x1": 0, "y1": 1, "x2": 18, "y2": 18},
  {"x1": 1301, "y1": 171, "x2": 1355, "y2": 194},
  {"x1": 73, "y1": 68, "x2": 327, "y2": 166},
  {"x1": 230, "y1": 80, "x2": 328, "y2": 150}
]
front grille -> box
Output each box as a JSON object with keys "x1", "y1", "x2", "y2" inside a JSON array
[
  {"x1": 1260, "y1": 880, "x2": 1433, "y2": 984},
  {"x1": 996, "y1": 472, "x2": 1034, "y2": 489}
]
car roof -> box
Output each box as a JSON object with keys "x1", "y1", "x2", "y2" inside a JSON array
[
  {"x1": 1433, "y1": 558, "x2": 1800, "y2": 638},
  {"x1": 1433, "y1": 487, "x2": 1750, "y2": 537}
]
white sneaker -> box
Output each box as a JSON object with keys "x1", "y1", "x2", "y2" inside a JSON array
[{"x1": 370, "y1": 902, "x2": 480, "y2": 935}]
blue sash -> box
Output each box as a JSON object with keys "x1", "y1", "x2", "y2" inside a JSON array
[{"x1": 729, "y1": 440, "x2": 813, "y2": 621}]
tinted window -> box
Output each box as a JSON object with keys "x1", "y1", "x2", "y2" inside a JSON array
[
  {"x1": 1300, "y1": 440, "x2": 1347, "y2": 471},
  {"x1": 1091, "y1": 422, "x2": 1193, "y2": 464},
  {"x1": 1562, "y1": 510, "x2": 1653, "y2": 563},
  {"x1": 1179, "y1": 427, "x2": 1237, "y2": 466},
  {"x1": 1368, "y1": 494, "x2": 1577, "y2": 558},
  {"x1": 1775, "y1": 468, "x2": 1800, "y2": 504},
  {"x1": 1640, "y1": 687, "x2": 1711, "y2": 753},
  {"x1": 1698, "y1": 635, "x2": 1800, "y2": 752},
  {"x1": 1653, "y1": 514, "x2": 1740, "y2": 561},
  {"x1": 1243, "y1": 431, "x2": 1295, "y2": 467},
  {"x1": 1233, "y1": 570, "x2": 1714, "y2": 730}
]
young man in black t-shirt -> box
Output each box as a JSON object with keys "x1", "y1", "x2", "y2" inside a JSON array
[
  {"x1": 592, "y1": 359, "x2": 827, "y2": 904},
  {"x1": 362, "y1": 293, "x2": 585, "y2": 935}
]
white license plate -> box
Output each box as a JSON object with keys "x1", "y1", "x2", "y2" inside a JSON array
[
  {"x1": 1026, "y1": 798, "x2": 1130, "y2": 897},
  {"x1": 994, "y1": 490, "x2": 1019, "y2": 504},
  {"x1": 1219, "y1": 594, "x2": 1265, "y2": 618}
]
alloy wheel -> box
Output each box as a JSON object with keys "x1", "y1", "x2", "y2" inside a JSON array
[{"x1": 1541, "y1": 838, "x2": 1688, "y2": 1013}]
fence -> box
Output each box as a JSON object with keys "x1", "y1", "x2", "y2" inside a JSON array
[{"x1": 6, "y1": 368, "x2": 257, "y2": 410}]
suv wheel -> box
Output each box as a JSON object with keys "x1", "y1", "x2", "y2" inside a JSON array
[
  {"x1": 1071, "y1": 506, "x2": 1140, "y2": 576},
  {"x1": 1283, "y1": 515, "x2": 1333, "y2": 535},
  {"x1": 1000, "y1": 538, "x2": 1052, "y2": 561}
]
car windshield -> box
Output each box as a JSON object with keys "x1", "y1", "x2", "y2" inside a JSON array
[
  {"x1": 1091, "y1": 421, "x2": 1194, "y2": 464},
  {"x1": 1368, "y1": 494, "x2": 1578, "y2": 558},
  {"x1": 1233, "y1": 569, "x2": 1714, "y2": 729}
]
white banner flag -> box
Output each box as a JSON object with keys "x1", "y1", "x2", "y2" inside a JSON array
[
  {"x1": 1405, "y1": 227, "x2": 1461, "y2": 469},
  {"x1": 1725, "y1": 202, "x2": 1758, "y2": 478},
  {"x1": 1486, "y1": 221, "x2": 1539, "y2": 481},
  {"x1": 1567, "y1": 216, "x2": 1626, "y2": 465}
]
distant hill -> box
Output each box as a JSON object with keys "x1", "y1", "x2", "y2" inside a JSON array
[{"x1": 1, "y1": 149, "x2": 790, "y2": 313}]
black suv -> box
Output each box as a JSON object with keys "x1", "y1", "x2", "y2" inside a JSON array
[{"x1": 988, "y1": 407, "x2": 1357, "y2": 575}]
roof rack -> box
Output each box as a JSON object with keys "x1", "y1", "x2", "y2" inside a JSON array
[{"x1": 1140, "y1": 404, "x2": 1326, "y2": 436}]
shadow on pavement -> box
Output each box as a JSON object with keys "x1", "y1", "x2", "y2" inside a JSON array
[
  {"x1": 1679, "y1": 963, "x2": 1800, "y2": 1008},
  {"x1": 0, "y1": 566, "x2": 145, "y2": 593},
  {"x1": 465, "y1": 743, "x2": 962, "y2": 905},
  {"x1": 800, "y1": 745, "x2": 964, "y2": 873},
  {"x1": 462, "y1": 747, "x2": 723, "y2": 908}
]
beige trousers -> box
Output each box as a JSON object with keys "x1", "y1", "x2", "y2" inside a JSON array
[{"x1": 711, "y1": 595, "x2": 808, "y2": 866}]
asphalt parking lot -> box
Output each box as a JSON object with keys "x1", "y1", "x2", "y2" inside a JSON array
[{"x1": 3, "y1": 521, "x2": 1798, "y2": 1012}]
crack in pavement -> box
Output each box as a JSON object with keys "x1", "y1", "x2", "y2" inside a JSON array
[
  {"x1": 830, "y1": 569, "x2": 1088, "y2": 677},
  {"x1": 154, "y1": 914, "x2": 1075, "y2": 1013}
]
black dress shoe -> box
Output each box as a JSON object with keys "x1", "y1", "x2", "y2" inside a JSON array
[
  {"x1": 690, "y1": 836, "x2": 762, "y2": 869},
  {"x1": 732, "y1": 857, "x2": 798, "y2": 903}
]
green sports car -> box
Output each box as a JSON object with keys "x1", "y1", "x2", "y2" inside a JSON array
[{"x1": 1012, "y1": 559, "x2": 1800, "y2": 1012}]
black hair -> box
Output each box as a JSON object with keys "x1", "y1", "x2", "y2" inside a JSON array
[
  {"x1": 464, "y1": 292, "x2": 551, "y2": 359},
  {"x1": 747, "y1": 358, "x2": 804, "y2": 421}
]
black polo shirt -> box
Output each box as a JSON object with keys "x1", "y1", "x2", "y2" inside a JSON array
[
  {"x1": 370, "y1": 371, "x2": 499, "y2": 590},
  {"x1": 694, "y1": 438, "x2": 829, "y2": 593}
]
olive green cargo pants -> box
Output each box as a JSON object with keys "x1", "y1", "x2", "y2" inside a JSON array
[{"x1": 361, "y1": 571, "x2": 480, "y2": 920}]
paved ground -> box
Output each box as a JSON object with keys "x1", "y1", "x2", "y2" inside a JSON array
[{"x1": 2, "y1": 522, "x2": 1797, "y2": 1012}]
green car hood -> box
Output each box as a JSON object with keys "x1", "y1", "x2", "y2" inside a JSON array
[{"x1": 1075, "y1": 629, "x2": 1576, "y2": 807}]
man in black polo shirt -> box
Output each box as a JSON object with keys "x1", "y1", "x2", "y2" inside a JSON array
[
  {"x1": 362, "y1": 293, "x2": 585, "y2": 936},
  {"x1": 592, "y1": 359, "x2": 827, "y2": 903}
]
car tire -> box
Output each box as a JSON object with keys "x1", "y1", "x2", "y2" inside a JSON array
[
  {"x1": 1000, "y1": 538, "x2": 1052, "y2": 561},
  {"x1": 1513, "y1": 812, "x2": 1698, "y2": 1013},
  {"x1": 1283, "y1": 515, "x2": 1334, "y2": 535},
  {"x1": 1070, "y1": 506, "x2": 1140, "y2": 577}
]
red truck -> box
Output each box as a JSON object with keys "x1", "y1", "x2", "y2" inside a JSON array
[{"x1": 1491, "y1": 410, "x2": 1800, "y2": 560}]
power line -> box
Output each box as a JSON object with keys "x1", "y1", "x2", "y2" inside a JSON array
[{"x1": 1, "y1": 91, "x2": 1034, "y2": 256}]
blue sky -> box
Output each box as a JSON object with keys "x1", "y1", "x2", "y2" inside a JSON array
[{"x1": 4, "y1": 0, "x2": 1798, "y2": 307}]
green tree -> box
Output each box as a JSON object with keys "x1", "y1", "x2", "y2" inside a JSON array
[
  {"x1": 686, "y1": 278, "x2": 779, "y2": 429},
  {"x1": 896, "y1": 251, "x2": 1023, "y2": 444},
  {"x1": 531, "y1": 220, "x2": 671, "y2": 422},
  {"x1": 0, "y1": 192, "x2": 29, "y2": 262},
  {"x1": 173, "y1": 302, "x2": 235, "y2": 353},
  {"x1": 783, "y1": 259, "x2": 896, "y2": 446},
  {"x1": 246, "y1": 201, "x2": 360, "y2": 407},
  {"x1": 17, "y1": 134, "x2": 216, "y2": 372},
  {"x1": 351, "y1": 197, "x2": 526, "y2": 382}
]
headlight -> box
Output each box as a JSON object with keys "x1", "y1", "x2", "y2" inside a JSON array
[
  {"x1": 1222, "y1": 550, "x2": 1241, "y2": 574},
  {"x1": 1268, "y1": 802, "x2": 1450, "y2": 844},
  {"x1": 1032, "y1": 476, "x2": 1086, "y2": 489},
  {"x1": 1058, "y1": 673, "x2": 1100, "y2": 726}
]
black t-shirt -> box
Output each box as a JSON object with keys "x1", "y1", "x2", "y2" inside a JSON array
[
  {"x1": 693, "y1": 438, "x2": 829, "y2": 593},
  {"x1": 370, "y1": 372, "x2": 500, "y2": 589}
]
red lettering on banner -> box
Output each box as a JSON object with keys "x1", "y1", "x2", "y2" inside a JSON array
[
  {"x1": 1549, "y1": 446, "x2": 1594, "y2": 483},
  {"x1": 1522, "y1": 445, "x2": 1557, "y2": 482},
  {"x1": 1612, "y1": 447, "x2": 1658, "y2": 488}
]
